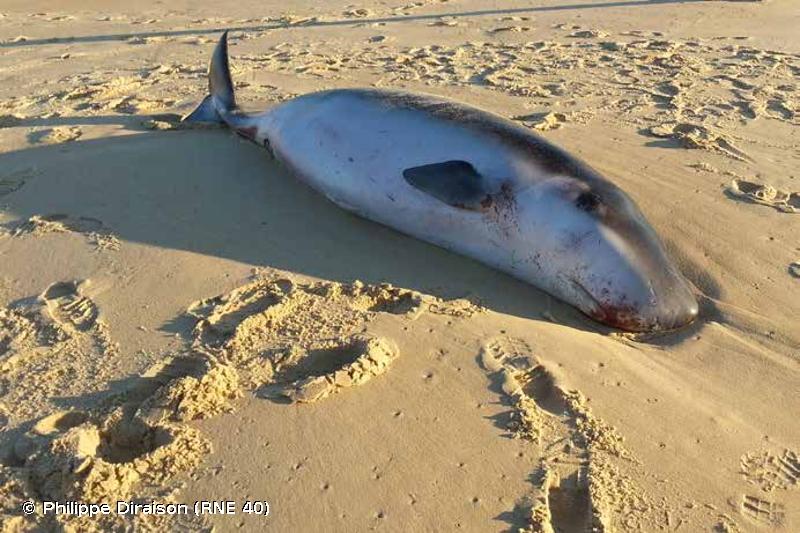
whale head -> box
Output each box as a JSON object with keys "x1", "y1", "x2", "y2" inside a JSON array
[{"x1": 518, "y1": 174, "x2": 698, "y2": 332}]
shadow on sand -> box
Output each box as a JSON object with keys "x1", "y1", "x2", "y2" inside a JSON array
[{"x1": 0, "y1": 128, "x2": 613, "y2": 334}]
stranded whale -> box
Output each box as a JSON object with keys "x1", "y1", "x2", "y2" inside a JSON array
[{"x1": 183, "y1": 32, "x2": 698, "y2": 332}]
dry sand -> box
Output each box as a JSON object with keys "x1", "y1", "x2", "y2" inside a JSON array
[{"x1": 0, "y1": 0, "x2": 799, "y2": 531}]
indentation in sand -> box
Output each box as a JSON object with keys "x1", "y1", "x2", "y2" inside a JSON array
[
  {"x1": 0, "y1": 350, "x2": 233, "y2": 530},
  {"x1": 27, "y1": 126, "x2": 82, "y2": 144},
  {"x1": 569, "y1": 29, "x2": 609, "y2": 39},
  {"x1": 490, "y1": 26, "x2": 533, "y2": 34},
  {"x1": 514, "y1": 111, "x2": 568, "y2": 132},
  {"x1": 727, "y1": 179, "x2": 800, "y2": 214},
  {"x1": 741, "y1": 494, "x2": 785, "y2": 526},
  {"x1": 259, "y1": 335, "x2": 398, "y2": 403},
  {"x1": 0, "y1": 280, "x2": 118, "y2": 421},
  {"x1": 32, "y1": 410, "x2": 90, "y2": 437},
  {"x1": 343, "y1": 8, "x2": 373, "y2": 18},
  {"x1": 0, "y1": 168, "x2": 35, "y2": 198},
  {"x1": 429, "y1": 17, "x2": 461, "y2": 28},
  {"x1": 741, "y1": 448, "x2": 800, "y2": 492},
  {"x1": 186, "y1": 275, "x2": 478, "y2": 400},
  {"x1": 480, "y1": 335, "x2": 653, "y2": 531},
  {"x1": 648, "y1": 122, "x2": 751, "y2": 161},
  {"x1": 6, "y1": 214, "x2": 120, "y2": 250},
  {"x1": 25, "y1": 409, "x2": 209, "y2": 502},
  {"x1": 140, "y1": 358, "x2": 242, "y2": 422},
  {"x1": 189, "y1": 276, "x2": 473, "y2": 353},
  {"x1": 0, "y1": 115, "x2": 24, "y2": 128},
  {"x1": 42, "y1": 281, "x2": 99, "y2": 333}
]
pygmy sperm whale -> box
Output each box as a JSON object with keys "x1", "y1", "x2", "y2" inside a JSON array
[{"x1": 183, "y1": 32, "x2": 699, "y2": 332}]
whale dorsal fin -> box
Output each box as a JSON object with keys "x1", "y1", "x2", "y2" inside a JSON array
[{"x1": 403, "y1": 160, "x2": 492, "y2": 211}]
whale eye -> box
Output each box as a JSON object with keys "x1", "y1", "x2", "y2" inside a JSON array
[{"x1": 575, "y1": 191, "x2": 602, "y2": 212}]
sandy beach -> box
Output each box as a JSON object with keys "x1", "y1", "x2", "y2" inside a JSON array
[{"x1": 0, "y1": 0, "x2": 799, "y2": 531}]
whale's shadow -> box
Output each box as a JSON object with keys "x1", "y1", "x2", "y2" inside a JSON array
[{"x1": 0, "y1": 129, "x2": 690, "y2": 339}]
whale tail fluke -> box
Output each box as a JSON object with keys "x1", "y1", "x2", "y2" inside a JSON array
[{"x1": 183, "y1": 31, "x2": 235, "y2": 123}]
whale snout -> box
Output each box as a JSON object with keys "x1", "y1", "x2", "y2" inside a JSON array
[
  {"x1": 582, "y1": 270, "x2": 699, "y2": 332},
  {"x1": 566, "y1": 181, "x2": 700, "y2": 332},
  {"x1": 652, "y1": 281, "x2": 699, "y2": 331}
]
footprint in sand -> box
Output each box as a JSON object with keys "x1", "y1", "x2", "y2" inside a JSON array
[
  {"x1": 766, "y1": 99, "x2": 794, "y2": 121},
  {"x1": 10, "y1": 409, "x2": 92, "y2": 464},
  {"x1": 1, "y1": 301, "x2": 66, "y2": 372},
  {"x1": 259, "y1": 335, "x2": 399, "y2": 403},
  {"x1": 741, "y1": 448, "x2": 800, "y2": 492},
  {"x1": 0, "y1": 114, "x2": 24, "y2": 128},
  {"x1": 0, "y1": 168, "x2": 35, "y2": 198},
  {"x1": 110, "y1": 96, "x2": 175, "y2": 114},
  {"x1": 11, "y1": 214, "x2": 103, "y2": 235},
  {"x1": 568, "y1": 29, "x2": 608, "y2": 38},
  {"x1": 187, "y1": 275, "x2": 479, "y2": 401},
  {"x1": 481, "y1": 335, "x2": 536, "y2": 374},
  {"x1": 46, "y1": 14, "x2": 74, "y2": 22},
  {"x1": 741, "y1": 495, "x2": 785, "y2": 526},
  {"x1": 40, "y1": 280, "x2": 99, "y2": 333},
  {"x1": 489, "y1": 26, "x2": 533, "y2": 34},
  {"x1": 514, "y1": 112, "x2": 568, "y2": 132},
  {"x1": 8, "y1": 214, "x2": 119, "y2": 250},
  {"x1": 480, "y1": 336, "x2": 640, "y2": 532},
  {"x1": 499, "y1": 16, "x2": 533, "y2": 22},
  {"x1": 727, "y1": 179, "x2": 800, "y2": 214},
  {"x1": 136, "y1": 357, "x2": 241, "y2": 423},
  {"x1": 428, "y1": 18, "x2": 460, "y2": 27},
  {"x1": 5, "y1": 356, "x2": 225, "y2": 530},
  {"x1": 2, "y1": 281, "x2": 219, "y2": 531},
  {"x1": 351, "y1": 283, "x2": 425, "y2": 316},
  {"x1": 655, "y1": 81, "x2": 682, "y2": 97},
  {"x1": 343, "y1": 8, "x2": 372, "y2": 18},
  {"x1": 187, "y1": 276, "x2": 468, "y2": 396},
  {"x1": 27, "y1": 126, "x2": 82, "y2": 144},
  {"x1": 527, "y1": 465, "x2": 607, "y2": 533},
  {"x1": 0, "y1": 279, "x2": 121, "y2": 434},
  {"x1": 729, "y1": 90, "x2": 765, "y2": 120},
  {"x1": 20, "y1": 403, "x2": 209, "y2": 503},
  {"x1": 648, "y1": 122, "x2": 751, "y2": 162}
]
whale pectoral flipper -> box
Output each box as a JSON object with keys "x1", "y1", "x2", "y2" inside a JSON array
[{"x1": 403, "y1": 160, "x2": 492, "y2": 211}]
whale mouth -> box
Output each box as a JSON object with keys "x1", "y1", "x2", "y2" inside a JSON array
[
  {"x1": 588, "y1": 302, "x2": 651, "y2": 332},
  {"x1": 571, "y1": 279, "x2": 647, "y2": 331},
  {"x1": 570, "y1": 278, "x2": 697, "y2": 332}
]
